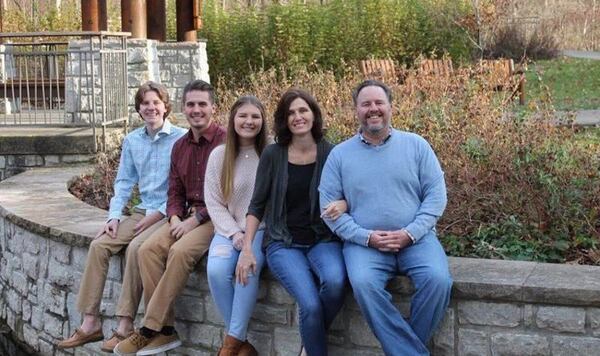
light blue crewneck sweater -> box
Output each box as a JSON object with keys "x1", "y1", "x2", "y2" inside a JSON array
[{"x1": 319, "y1": 129, "x2": 447, "y2": 246}]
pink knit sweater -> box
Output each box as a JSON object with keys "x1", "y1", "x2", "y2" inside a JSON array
[{"x1": 204, "y1": 144, "x2": 260, "y2": 238}]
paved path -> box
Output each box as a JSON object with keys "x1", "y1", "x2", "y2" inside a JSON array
[
  {"x1": 575, "y1": 110, "x2": 600, "y2": 126},
  {"x1": 554, "y1": 51, "x2": 600, "y2": 125},
  {"x1": 562, "y1": 50, "x2": 600, "y2": 60}
]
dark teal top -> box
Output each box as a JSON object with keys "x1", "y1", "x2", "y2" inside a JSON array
[{"x1": 247, "y1": 140, "x2": 337, "y2": 246}]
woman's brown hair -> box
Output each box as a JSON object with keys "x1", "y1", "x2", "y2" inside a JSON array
[{"x1": 221, "y1": 95, "x2": 268, "y2": 201}]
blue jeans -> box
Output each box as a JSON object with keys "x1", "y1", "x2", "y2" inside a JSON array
[
  {"x1": 206, "y1": 231, "x2": 265, "y2": 340},
  {"x1": 344, "y1": 233, "x2": 453, "y2": 356},
  {"x1": 266, "y1": 240, "x2": 346, "y2": 356}
]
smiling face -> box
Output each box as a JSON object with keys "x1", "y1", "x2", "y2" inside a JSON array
[
  {"x1": 287, "y1": 98, "x2": 314, "y2": 137},
  {"x1": 183, "y1": 90, "x2": 215, "y2": 133},
  {"x1": 233, "y1": 103, "x2": 263, "y2": 146},
  {"x1": 139, "y1": 90, "x2": 166, "y2": 129},
  {"x1": 355, "y1": 85, "x2": 392, "y2": 138}
]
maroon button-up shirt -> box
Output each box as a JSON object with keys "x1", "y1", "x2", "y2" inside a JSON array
[{"x1": 167, "y1": 122, "x2": 226, "y2": 223}]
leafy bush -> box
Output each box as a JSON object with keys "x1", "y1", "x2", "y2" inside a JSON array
[{"x1": 200, "y1": 0, "x2": 474, "y2": 83}]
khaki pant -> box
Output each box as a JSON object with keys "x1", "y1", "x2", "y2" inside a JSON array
[
  {"x1": 138, "y1": 220, "x2": 214, "y2": 331},
  {"x1": 76, "y1": 211, "x2": 166, "y2": 318}
]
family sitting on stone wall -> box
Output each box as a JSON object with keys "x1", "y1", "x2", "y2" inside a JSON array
[{"x1": 56, "y1": 78, "x2": 453, "y2": 356}]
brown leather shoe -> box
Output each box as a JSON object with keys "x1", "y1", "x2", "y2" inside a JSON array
[
  {"x1": 100, "y1": 330, "x2": 132, "y2": 353},
  {"x1": 218, "y1": 335, "x2": 244, "y2": 356},
  {"x1": 56, "y1": 328, "x2": 104, "y2": 349},
  {"x1": 238, "y1": 340, "x2": 258, "y2": 356}
]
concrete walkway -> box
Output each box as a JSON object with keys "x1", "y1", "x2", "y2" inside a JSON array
[
  {"x1": 562, "y1": 50, "x2": 600, "y2": 60},
  {"x1": 555, "y1": 51, "x2": 600, "y2": 126},
  {"x1": 575, "y1": 110, "x2": 600, "y2": 126}
]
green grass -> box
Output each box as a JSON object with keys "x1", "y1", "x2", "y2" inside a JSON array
[
  {"x1": 574, "y1": 127, "x2": 600, "y2": 146},
  {"x1": 526, "y1": 57, "x2": 600, "y2": 111}
]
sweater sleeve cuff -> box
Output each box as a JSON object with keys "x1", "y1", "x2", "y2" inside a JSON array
[{"x1": 404, "y1": 225, "x2": 424, "y2": 242}]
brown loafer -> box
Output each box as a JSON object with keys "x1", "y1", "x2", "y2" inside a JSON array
[
  {"x1": 101, "y1": 330, "x2": 133, "y2": 353},
  {"x1": 56, "y1": 328, "x2": 104, "y2": 349},
  {"x1": 238, "y1": 340, "x2": 258, "y2": 356}
]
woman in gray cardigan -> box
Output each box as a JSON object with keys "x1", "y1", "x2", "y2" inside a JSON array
[{"x1": 236, "y1": 89, "x2": 347, "y2": 356}]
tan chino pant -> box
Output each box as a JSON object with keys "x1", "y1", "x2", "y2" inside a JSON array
[
  {"x1": 138, "y1": 220, "x2": 214, "y2": 331},
  {"x1": 76, "y1": 211, "x2": 166, "y2": 319}
]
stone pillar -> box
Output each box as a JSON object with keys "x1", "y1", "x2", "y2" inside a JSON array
[
  {"x1": 156, "y1": 40, "x2": 209, "y2": 113},
  {"x1": 126, "y1": 39, "x2": 160, "y2": 120}
]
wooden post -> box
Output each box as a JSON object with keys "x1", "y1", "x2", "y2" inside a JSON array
[
  {"x1": 125, "y1": 0, "x2": 147, "y2": 39},
  {"x1": 0, "y1": 1, "x2": 3, "y2": 43},
  {"x1": 176, "y1": 0, "x2": 197, "y2": 42},
  {"x1": 121, "y1": 0, "x2": 131, "y2": 33},
  {"x1": 147, "y1": 0, "x2": 167, "y2": 42},
  {"x1": 193, "y1": 0, "x2": 203, "y2": 30},
  {"x1": 81, "y1": 0, "x2": 100, "y2": 31},
  {"x1": 99, "y1": 0, "x2": 108, "y2": 31}
]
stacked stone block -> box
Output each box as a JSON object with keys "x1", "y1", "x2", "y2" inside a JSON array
[{"x1": 0, "y1": 154, "x2": 92, "y2": 181}]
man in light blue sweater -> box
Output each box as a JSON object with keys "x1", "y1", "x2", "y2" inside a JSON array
[{"x1": 319, "y1": 80, "x2": 452, "y2": 356}]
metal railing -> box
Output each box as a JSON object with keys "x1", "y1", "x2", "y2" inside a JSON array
[{"x1": 0, "y1": 31, "x2": 130, "y2": 151}]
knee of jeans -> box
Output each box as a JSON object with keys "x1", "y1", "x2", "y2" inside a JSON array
[
  {"x1": 348, "y1": 270, "x2": 379, "y2": 295},
  {"x1": 298, "y1": 297, "x2": 323, "y2": 318},
  {"x1": 207, "y1": 246, "x2": 234, "y2": 276},
  {"x1": 322, "y1": 272, "x2": 346, "y2": 294},
  {"x1": 422, "y1": 268, "x2": 453, "y2": 293}
]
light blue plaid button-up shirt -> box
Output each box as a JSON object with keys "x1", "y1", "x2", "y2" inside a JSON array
[{"x1": 108, "y1": 120, "x2": 187, "y2": 221}]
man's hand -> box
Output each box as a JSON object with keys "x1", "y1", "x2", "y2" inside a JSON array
[
  {"x1": 169, "y1": 215, "x2": 199, "y2": 239},
  {"x1": 321, "y1": 199, "x2": 348, "y2": 221},
  {"x1": 95, "y1": 219, "x2": 119, "y2": 239},
  {"x1": 235, "y1": 247, "x2": 257, "y2": 286},
  {"x1": 368, "y1": 230, "x2": 412, "y2": 252},
  {"x1": 232, "y1": 231, "x2": 245, "y2": 251},
  {"x1": 133, "y1": 211, "x2": 164, "y2": 236}
]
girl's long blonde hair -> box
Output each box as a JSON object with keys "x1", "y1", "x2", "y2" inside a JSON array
[{"x1": 221, "y1": 95, "x2": 268, "y2": 201}]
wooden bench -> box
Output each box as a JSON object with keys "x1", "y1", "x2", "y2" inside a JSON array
[
  {"x1": 359, "y1": 59, "x2": 396, "y2": 81},
  {"x1": 418, "y1": 59, "x2": 454, "y2": 76},
  {"x1": 0, "y1": 79, "x2": 65, "y2": 108},
  {"x1": 479, "y1": 59, "x2": 525, "y2": 105}
]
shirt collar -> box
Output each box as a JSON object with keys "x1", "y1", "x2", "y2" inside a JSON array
[
  {"x1": 185, "y1": 121, "x2": 220, "y2": 144},
  {"x1": 359, "y1": 127, "x2": 392, "y2": 146},
  {"x1": 141, "y1": 119, "x2": 172, "y2": 138}
]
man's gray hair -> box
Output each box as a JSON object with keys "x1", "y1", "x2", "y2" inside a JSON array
[{"x1": 352, "y1": 79, "x2": 393, "y2": 105}]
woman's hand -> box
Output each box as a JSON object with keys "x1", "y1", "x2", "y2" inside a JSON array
[
  {"x1": 232, "y1": 231, "x2": 245, "y2": 251},
  {"x1": 235, "y1": 248, "x2": 257, "y2": 286},
  {"x1": 321, "y1": 199, "x2": 348, "y2": 221}
]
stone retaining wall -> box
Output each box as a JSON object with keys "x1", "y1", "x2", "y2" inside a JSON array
[
  {"x1": 0, "y1": 153, "x2": 93, "y2": 181},
  {"x1": 1, "y1": 167, "x2": 600, "y2": 355}
]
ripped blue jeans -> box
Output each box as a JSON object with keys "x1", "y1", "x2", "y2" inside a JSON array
[{"x1": 206, "y1": 230, "x2": 265, "y2": 340}]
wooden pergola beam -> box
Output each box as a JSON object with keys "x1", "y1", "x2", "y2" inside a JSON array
[
  {"x1": 176, "y1": 0, "x2": 197, "y2": 42},
  {"x1": 147, "y1": 0, "x2": 167, "y2": 42},
  {"x1": 122, "y1": 0, "x2": 148, "y2": 39},
  {"x1": 81, "y1": 0, "x2": 108, "y2": 31}
]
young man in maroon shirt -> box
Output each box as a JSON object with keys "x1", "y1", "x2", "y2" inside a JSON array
[{"x1": 115, "y1": 80, "x2": 226, "y2": 355}]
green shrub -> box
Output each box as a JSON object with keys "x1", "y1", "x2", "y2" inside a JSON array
[{"x1": 200, "y1": 0, "x2": 474, "y2": 83}]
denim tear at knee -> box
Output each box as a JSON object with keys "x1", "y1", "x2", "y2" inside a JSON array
[{"x1": 209, "y1": 244, "x2": 234, "y2": 258}]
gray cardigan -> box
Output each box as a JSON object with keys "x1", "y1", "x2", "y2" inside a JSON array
[{"x1": 247, "y1": 140, "x2": 337, "y2": 246}]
